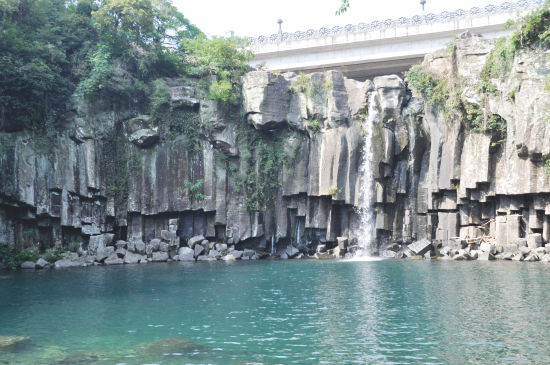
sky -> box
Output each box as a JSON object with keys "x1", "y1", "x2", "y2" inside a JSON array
[{"x1": 174, "y1": 0, "x2": 501, "y2": 37}]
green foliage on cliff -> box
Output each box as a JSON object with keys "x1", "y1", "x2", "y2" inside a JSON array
[
  {"x1": 150, "y1": 79, "x2": 171, "y2": 113},
  {"x1": 182, "y1": 34, "x2": 253, "y2": 104},
  {"x1": 235, "y1": 124, "x2": 284, "y2": 212},
  {"x1": 481, "y1": 1, "x2": 549, "y2": 93},
  {"x1": 545, "y1": 159, "x2": 550, "y2": 176},
  {"x1": 479, "y1": 37, "x2": 516, "y2": 93},
  {"x1": 509, "y1": 0, "x2": 550, "y2": 49},
  {"x1": 404, "y1": 66, "x2": 439, "y2": 104},
  {"x1": 184, "y1": 179, "x2": 206, "y2": 209}
]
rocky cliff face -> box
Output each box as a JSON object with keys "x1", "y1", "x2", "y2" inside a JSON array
[{"x1": 1, "y1": 34, "x2": 549, "y2": 257}]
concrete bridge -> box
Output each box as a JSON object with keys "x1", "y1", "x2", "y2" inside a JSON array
[{"x1": 248, "y1": 0, "x2": 543, "y2": 80}]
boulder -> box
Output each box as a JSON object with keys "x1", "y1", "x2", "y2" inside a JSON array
[
  {"x1": 197, "y1": 255, "x2": 217, "y2": 261},
  {"x1": 126, "y1": 240, "x2": 135, "y2": 252},
  {"x1": 168, "y1": 218, "x2": 178, "y2": 232},
  {"x1": 504, "y1": 243, "x2": 519, "y2": 253},
  {"x1": 208, "y1": 249, "x2": 220, "y2": 259},
  {"x1": 20, "y1": 261, "x2": 35, "y2": 270},
  {"x1": 123, "y1": 252, "x2": 144, "y2": 264},
  {"x1": 178, "y1": 247, "x2": 195, "y2": 261},
  {"x1": 408, "y1": 239, "x2": 432, "y2": 256},
  {"x1": 333, "y1": 246, "x2": 345, "y2": 258},
  {"x1": 159, "y1": 242, "x2": 169, "y2": 252},
  {"x1": 336, "y1": 237, "x2": 348, "y2": 250},
  {"x1": 512, "y1": 253, "x2": 524, "y2": 261},
  {"x1": 104, "y1": 254, "x2": 123, "y2": 265},
  {"x1": 188, "y1": 235, "x2": 205, "y2": 248},
  {"x1": 215, "y1": 243, "x2": 228, "y2": 252},
  {"x1": 316, "y1": 244, "x2": 327, "y2": 253},
  {"x1": 152, "y1": 252, "x2": 169, "y2": 262},
  {"x1": 280, "y1": 252, "x2": 288, "y2": 260},
  {"x1": 222, "y1": 254, "x2": 236, "y2": 261},
  {"x1": 439, "y1": 246, "x2": 452, "y2": 256},
  {"x1": 88, "y1": 234, "x2": 108, "y2": 255},
  {"x1": 161, "y1": 229, "x2": 176, "y2": 240},
  {"x1": 95, "y1": 247, "x2": 115, "y2": 262},
  {"x1": 519, "y1": 246, "x2": 531, "y2": 256},
  {"x1": 453, "y1": 249, "x2": 471, "y2": 261},
  {"x1": 285, "y1": 245, "x2": 300, "y2": 258},
  {"x1": 524, "y1": 252, "x2": 540, "y2": 262},
  {"x1": 150, "y1": 239, "x2": 161, "y2": 251},
  {"x1": 35, "y1": 258, "x2": 50, "y2": 269},
  {"x1": 479, "y1": 241, "x2": 497, "y2": 254},
  {"x1": 115, "y1": 247, "x2": 127, "y2": 258},
  {"x1": 477, "y1": 251, "x2": 495, "y2": 261},
  {"x1": 115, "y1": 240, "x2": 127, "y2": 249},
  {"x1": 134, "y1": 240, "x2": 146, "y2": 254},
  {"x1": 527, "y1": 234, "x2": 543, "y2": 249},
  {"x1": 381, "y1": 250, "x2": 396, "y2": 258},
  {"x1": 243, "y1": 249, "x2": 256, "y2": 258},
  {"x1": 193, "y1": 244, "x2": 204, "y2": 258},
  {"x1": 231, "y1": 250, "x2": 243, "y2": 259}
]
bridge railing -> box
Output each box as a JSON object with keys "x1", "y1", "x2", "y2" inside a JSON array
[{"x1": 247, "y1": 0, "x2": 543, "y2": 47}]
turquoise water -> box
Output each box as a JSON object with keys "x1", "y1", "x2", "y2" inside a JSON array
[{"x1": 1, "y1": 260, "x2": 550, "y2": 364}]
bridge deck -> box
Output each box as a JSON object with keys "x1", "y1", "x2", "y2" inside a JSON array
[{"x1": 247, "y1": 0, "x2": 542, "y2": 80}]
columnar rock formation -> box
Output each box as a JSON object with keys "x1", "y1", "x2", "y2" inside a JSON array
[{"x1": 0, "y1": 34, "x2": 549, "y2": 257}]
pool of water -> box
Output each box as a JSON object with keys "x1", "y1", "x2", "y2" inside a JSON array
[{"x1": 1, "y1": 259, "x2": 550, "y2": 364}]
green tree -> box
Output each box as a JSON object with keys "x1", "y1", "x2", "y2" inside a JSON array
[{"x1": 181, "y1": 34, "x2": 253, "y2": 103}]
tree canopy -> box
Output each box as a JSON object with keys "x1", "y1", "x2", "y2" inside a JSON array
[{"x1": 0, "y1": 0, "x2": 201, "y2": 132}]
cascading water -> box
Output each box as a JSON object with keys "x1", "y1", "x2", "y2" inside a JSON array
[{"x1": 354, "y1": 92, "x2": 377, "y2": 256}]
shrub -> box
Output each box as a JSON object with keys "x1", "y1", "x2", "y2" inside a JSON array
[
  {"x1": 509, "y1": 0, "x2": 550, "y2": 49},
  {"x1": 43, "y1": 248, "x2": 63, "y2": 264},
  {"x1": 150, "y1": 78, "x2": 171, "y2": 113},
  {"x1": 295, "y1": 72, "x2": 309, "y2": 92},
  {"x1": 184, "y1": 179, "x2": 206, "y2": 209},
  {"x1": 328, "y1": 186, "x2": 342, "y2": 195},
  {"x1": 0, "y1": 244, "x2": 39, "y2": 270},
  {"x1": 75, "y1": 45, "x2": 114, "y2": 99},
  {"x1": 307, "y1": 119, "x2": 321, "y2": 132},
  {"x1": 545, "y1": 159, "x2": 550, "y2": 176},
  {"x1": 208, "y1": 78, "x2": 236, "y2": 104},
  {"x1": 182, "y1": 34, "x2": 253, "y2": 104},
  {"x1": 404, "y1": 65, "x2": 436, "y2": 101}
]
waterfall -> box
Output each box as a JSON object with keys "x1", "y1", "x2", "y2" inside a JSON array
[{"x1": 355, "y1": 92, "x2": 377, "y2": 256}]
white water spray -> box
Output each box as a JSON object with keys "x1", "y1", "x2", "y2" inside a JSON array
[{"x1": 354, "y1": 92, "x2": 377, "y2": 257}]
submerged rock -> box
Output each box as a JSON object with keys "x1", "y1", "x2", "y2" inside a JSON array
[
  {"x1": 139, "y1": 337, "x2": 209, "y2": 355},
  {"x1": 0, "y1": 335, "x2": 30, "y2": 349}
]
